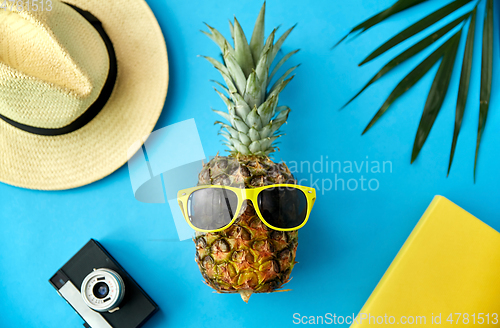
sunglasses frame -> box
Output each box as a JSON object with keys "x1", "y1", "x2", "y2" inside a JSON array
[{"x1": 177, "y1": 184, "x2": 316, "y2": 233}]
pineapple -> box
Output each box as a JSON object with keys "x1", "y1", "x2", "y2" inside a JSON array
[{"x1": 196, "y1": 3, "x2": 300, "y2": 302}]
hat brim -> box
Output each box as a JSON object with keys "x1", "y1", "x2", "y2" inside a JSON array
[{"x1": 0, "y1": 0, "x2": 168, "y2": 190}]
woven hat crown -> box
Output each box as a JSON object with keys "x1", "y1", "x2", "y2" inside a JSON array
[{"x1": 0, "y1": 1, "x2": 110, "y2": 129}]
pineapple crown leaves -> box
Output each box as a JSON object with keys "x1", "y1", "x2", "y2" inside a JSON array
[{"x1": 201, "y1": 2, "x2": 298, "y2": 157}]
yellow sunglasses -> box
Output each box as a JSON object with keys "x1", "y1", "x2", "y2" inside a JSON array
[{"x1": 177, "y1": 184, "x2": 316, "y2": 233}]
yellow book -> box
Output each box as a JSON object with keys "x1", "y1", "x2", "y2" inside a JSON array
[{"x1": 351, "y1": 196, "x2": 500, "y2": 327}]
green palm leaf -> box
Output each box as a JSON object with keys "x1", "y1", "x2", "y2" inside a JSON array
[
  {"x1": 475, "y1": 0, "x2": 493, "y2": 181},
  {"x1": 363, "y1": 33, "x2": 458, "y2": 134},
  {"x1": 334, "y1": 0, "x2": 427, "y2": 47},
  {"x1": 342, "y1": 12, "x2": 469, "y2": 109},
  {"x1": 338, "y1": 0, "x2": 495, "y2": 180},
  {"x1": 411, "y1": 33, "x2": 460, "y2": 163},
  {"x1": 360, "y1": 0, "x2": 473, "y2": 65},
  {"x1": 448, "y1": 9, "x2": 476, "y2": 176}
]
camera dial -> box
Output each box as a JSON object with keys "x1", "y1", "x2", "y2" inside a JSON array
[{"x1": 81, "y1": 268, "x2": 125, "y2": 312}]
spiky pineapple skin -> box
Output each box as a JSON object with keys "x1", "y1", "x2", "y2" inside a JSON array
[{"x1": 194, "y1": 155, "x2": 298, "y2": 297}]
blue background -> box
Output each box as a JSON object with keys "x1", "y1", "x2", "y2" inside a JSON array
[{"x1": 1, "y1": 0, "x2": 499, "y2": 327}]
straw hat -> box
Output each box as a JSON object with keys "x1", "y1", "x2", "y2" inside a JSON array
[{"x1": 0, "y1": 0, "x2": 168, "y2": 190}]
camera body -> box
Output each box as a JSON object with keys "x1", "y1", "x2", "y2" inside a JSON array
[{"x1": 50, "y1": 239, "x2": 158, "y2": 328}]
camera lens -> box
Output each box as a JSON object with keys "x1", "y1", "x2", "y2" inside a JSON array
[
  {"x1": 81, "y1": 268, "x2": 125, "y2": 312},
  {"x1": 93, "y1": 282, "x2": 109, "y2": 299}
]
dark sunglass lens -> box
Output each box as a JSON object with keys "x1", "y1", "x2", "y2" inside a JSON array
[
  {"x1": 187, "y1": 188, "x2": 238, "y2": 230},
  {"x1": 257, "y1": 187, "x2": 308, "y2": 229}
]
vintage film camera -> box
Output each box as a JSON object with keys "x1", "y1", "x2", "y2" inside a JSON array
[{"x1": 50, "y1": 239, "x2": 158, "y2": 328}]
